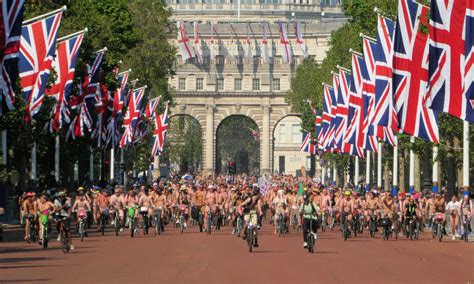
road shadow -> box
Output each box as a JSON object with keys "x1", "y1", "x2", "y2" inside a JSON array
[
  {"x1": 0, "y1": 257, "x2": 49, "y2": 264},
  {"x1": 316, "y1": 251, "x2": 339, "y2": 254},
  {"x1": 2, "y1": 279, "x2": 50, "y2": 283},
  {"x1": 0, "y1": 264, "x2": 64, "y2": 270},
  {"x1": 251, "y1": 250, "x2": 285, "y2": 254}
]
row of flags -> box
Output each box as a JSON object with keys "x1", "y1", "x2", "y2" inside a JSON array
[
  {"x1": 177, "y1": 20, "x2": 308, "y2": 65},
  {"x1": 0, "y1": 1, "x2": 169, "y2": 157},
  {"x1": 302, "y1": 0, "x2": 473, "y2": 156}
]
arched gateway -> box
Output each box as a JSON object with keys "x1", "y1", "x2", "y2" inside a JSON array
[{"x1": 170, "y1": 92, "x2": 297, "y2": 176}]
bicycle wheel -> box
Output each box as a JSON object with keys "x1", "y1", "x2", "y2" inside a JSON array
[
  {"x1": 101, "y1": 216, "x2": 106, "y2": 236},
  {"x1": 79, "y1": 221, "x2": 84, "y2": 242},
  {"x1": 42, "y1": 227, "x2": 48, "y2": 249},
  {"x1": 130, "y1": 220, "x2": 135, "y2": 238},
  {"x1": 180, "y1": 215, "x2": 184, "y2": 234},
  {"x1": 207, "y1": 215, "x2": 212, "y2": 235},
  {"x1": 248, "y1": 228, "x2": 253, "y2": 252},
  {"x1": 308, "y1": 234, "x2": 314, "y2": 253},
  {"x1": 61, "y1": 231, "x2": 70, "y2": 254}
]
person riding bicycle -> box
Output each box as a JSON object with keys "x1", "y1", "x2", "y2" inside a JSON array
[
  {"x1": 432, "y1": 191, "x2": 447, "y2": 229},
  {"x1": 152, "y1": 187, "x2": 167, "y2": 230},
  {"x1": 177, "y1": 186, "x2": 190, "y2": 229},
  {"x1": 300, "y1": 193, "x2": 319, "y2": 248},
  {"x1": 22, "y1": 192, "x2": 37, "y2": 242},
  {"x1": 272, "y1": 189, "x2": 288, "y2": 234},
  {"x1": 71, "y1": 191, "x2": 91, "y2": 235},
  {"x1": 340, "y1": 190, "x2": 354, "y2": 232},
  {"x1": 110, "y1": 188, "x2": 125, "y2": 230},
  {"x1": 54, "y1": 191, "x2": 74, "y2": 250},
  {"x1": 240, "y1": 185, "x2": 262, "y2": 247},
  {"x1": 460, "y1": 192, "x2": 472, "y2": 235},
  {"x1": 403, "y1": 193, "x2": 419, "y2": 235},
  {"x1": 36, "y1": 194, "x2": 54, "y2": 246}
]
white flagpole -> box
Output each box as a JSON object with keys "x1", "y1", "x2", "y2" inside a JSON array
[
  {"x1": 333, "y1": 165, "x2": 337, "y2": 186},
  {"x1": 463, "y1": 121, "x2": 469, "y2": 190},
  {"x1": 89, "y1": 147, "x2": 94, "y2": 181},
  {"x1": 110, "y1": 147, "x2": 115, "y2": 182},
  {"x1": 366, "y1": 150, "x2": 371, "y2": 190},
  {"x1": 409, "y1": 137, "x2": 415, "y2": 192},
  {"x1": 355, "y1": 156, "x2": 359, "y2": 186},
  {"x1": 377, "y1": 141, "x2": 382, "y2": 188},
  {"x1": 321, "y1": 166, "x2": 326, "y2": 185},
  {"x1": 74, "y1": 162, "x2": 79, "y2": 181},
  {"x1": 55, "y1": 136, "x2": 60, "y2": 182},
  {"x1": 432, "y1": 145, "x2": 438, "y2": 191},
  {"x1": 237, "y1": 0, "x2": 241, "y2": 22},
  {"x1": 393, "y1": 146, "x2": 398, "y2": 190},
  {"x1": 31, "y1": 143, "x2": 37, "y2": 181}
]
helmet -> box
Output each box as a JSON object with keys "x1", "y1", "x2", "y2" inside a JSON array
[
  {"x1": 26, "y1": 192, "x2": 34, "y2": 197},
  {"x1": 344, "y1": 190, "x2": 351, "y2": 196}
]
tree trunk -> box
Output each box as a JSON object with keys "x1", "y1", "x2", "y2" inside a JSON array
[
  {"x1": 384, "y1": 157, "x2": 390, "y2": 192},
  {"x1": 414, "y1": 153, "x2": 421, "y2": 192}
]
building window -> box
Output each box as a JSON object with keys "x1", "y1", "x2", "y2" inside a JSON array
[
  {"x1": 216, "y1": 55, "x2": 224, "y2": 65},
  {"x1": 234, "y1": 78, "x2": 242, "y2": 91},
  {"x1": 253, "y1": 55, "x2": 261, "y2": 65},
  {"x1": 279, "y1": 124, "x2": 286, "y2": 143},
  {"x1": 291, "y1": 124, "x2": 301, "y2": 143},
  {"x1": 178, "y1": 78, "x2": 186, "y2": 91},
  {"x1": 272, "y1": 78, "x2": 280, "y2": 91},
  {"x1": 196, "y1": 78, "x2": 204, "y2": 91},
  {"x1": 252, "y1": 78, "x2": 260, "y2": 91},
  {"x1": 217, "y1": 78, "x2": 224, "y2": 91}
]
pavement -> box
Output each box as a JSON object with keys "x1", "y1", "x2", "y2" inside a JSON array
[{"x1": 1, "y1": 221, "x2": 473, "y2": 284}]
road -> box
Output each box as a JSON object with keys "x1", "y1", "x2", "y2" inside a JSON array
[{"x1": 1, "y1": 221, "x2": 473, "y2": 284}]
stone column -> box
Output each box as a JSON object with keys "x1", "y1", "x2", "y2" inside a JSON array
[
  {"x1": 204, "y1": 104, "x2": 215, "y2": 176},
  {"x1": 261, "y1": 105, "x2": 271, "y2": 174}
]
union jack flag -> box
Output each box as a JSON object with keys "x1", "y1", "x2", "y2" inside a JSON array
[
  {"x1": 278, "y1": 22, "x2": 292, "y2": 64},
  {"x1": 66, "y1": 79, "x2": 92, "y2": 140},
  {"x1": 339, "y1": 67, "x2": 365, "y2": 158},
  {"x1": 362, "y1": 36, "x2": 396, "y2": 148},
  {"x1": 425, "y1": 0, "x2": 474, "y2": 123},
  {"x1": 346, "y1": 52, "x2": 377, "y2": 153},
  {"x1": 151, "y1": 103, "x2": 169, "y2": 156},
  {"x1": 314, "y1": 114, "x2": 322, "y2": 144},
  {"x1": 193, "y1": 21, "x2": 202, "y2": 64},
  {"x1": 246, "y1": 23, "x2": 253, "y2": 63},
  {"x1": 45, "y1": 32, "x2": 84, "y2": 132},
  {"x1": 300, "y1": 131, "x2": 315, "y2": 155},
  {"x1": 321, "y1": 84, "x2": 336, "y2": 151},
  {"x1": 91, "y1": 82, "x2": 109, "y2": 147},
  {"x1": 19, "y1": 10, "x2": 63, "y2": 122},
  {"x1": 373, "y1": 15, "x2": 399, "y2": 132},
  {"x1": 145, "y1": 96, "x2": 160, "y2": 119},
  {"x1": 106, "y1": 70, "x2": 129, "y2": 147},
  {"x1": 393, "y1": 0, "x2": 439, "y2": 143},
  {"x1": 120, "y1": 86, "x2": 146, "y2": 148},
  {"x1": 84, "y1": 48, "x2": 106, "y2": 111},
  {"x1": 0, "y1": 0, "x2": 24, "y2": 114}
]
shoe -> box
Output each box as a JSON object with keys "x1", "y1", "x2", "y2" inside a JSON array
[
  {"x1": 70, "y1": 245, "x2": 74, "y2": 250},
  {"x1": 111, "y1": 220, "x2": 115, "y2": 225},
  {"x1": 452, "y1": 235, "x2": 455, "y2": 240},
  {"x1": 303, "y1": 242, "x2": 308, "y2": 248},
  {"x1": 312, "y1": 233, "x2": 318, "y2": 240},
  {"x1": 84, "y1": 232, "x2": 88, "y2": 237},
  {"x1": 184, "y1": 223, "x2": 187, "y2": 229},
  {"x1": 231, "y1": 229, "x2": 235, "y2": 235},
  {"x1": 455, "y1": 233, "x2": 460, "y2": 238},
  {"x1": 120, "y1": 228, "x2": 123, "y2": 232},
  {"x1": 242, "y1": 234, "x2": 247, "y2": 240},
  {"x1": 57, "y1": 236, "x2": 61, "y2": 242},
  {"x1": 254, "y1": 242, "x2": 259, "y2": 248},
  {"x1": 38, "y1": 240, "x2": 42, "y2": 245}
]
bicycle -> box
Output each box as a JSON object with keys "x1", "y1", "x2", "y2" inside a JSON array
[
  {"x1": 392, "y1": 213, "x2": 400, "y2": 240},
  {"x1": 432, "y1": 213, "x2": 444, "y2": 242},
  {"x1": 128, "y1": 206, "x2": 138, "y2": 238},
  {"x1": 320, "y1": 211, "x2": 327, "y2": 233},
  {"x1": 306, "y1": 216, "x2": 317, "y2": 253},
  {"x1": 113, "y1": 209, "x2": 121, "y2": 236},
  {"x1": 99, "y1": 208, "x2": 109, "y2": 236},
  {"x1": 235, "y1": 213, "x2": 243, "y2": 237},
  {"x1": 140, "y1": 206, "x2": 149, "y2": 235},
  {"x1": 178, "y1": 205, "x2": 186, "y2": 234},
  {"x1": 153, "y1": 208, "x2": 162, "y2": 235},
  {"x1": 342, "y1": 214, "x2": 350, "y2": 241},
  {"x1": 461, "y1": 215, "x2": 470, "y2": 242},
  {"x1": 380, "y1": 216, "x2": 391, "y2": 241},
  {"x1": 206, "y1": 208, "x2": 212, "y2": 235},
  {"x1": 77, "y1": 210, "x2": 87, "y2": 242},
  {"x1": 246, "y1": 213, "x2": 257, "y2": 253},
  {"x1": 369, "y1": 213, "x2": 377, "y2": 238},
  {"x1": 276, "y1": 213, "x2": 286, "y2": 237},
  {"x1": 58, "y1": 217, "x2": 71, "y2": 254},
  {"x1": 39, "y1": 213, "x2": 49, "y2": 249},
  {"x1": 26, "y1": 214, "x2": 37, "y2": 243},
  {"x1": 405, "y1": 215, "x2": 418, "y2": 240},
  {"x1": 352, "y1": 213, "x2": 360, "y2": 237},
  {"x1": 290, "y1": 209, "x2": 300, "y2": 231}
]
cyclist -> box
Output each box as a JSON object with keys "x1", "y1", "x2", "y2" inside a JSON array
[
  {"x1": 320, "y1": 188, "x2": 332, "y2": 228},
  {"x1": 446, "y1": 195, "x2": 461, "y2": 240},
  {"x1": 125, "y1": 189, "x2": 139, "y2": 229},
  {"x1": 403, "y1": 193, "x2": 419, "y2": 236},
  {"x1": 204, "y1": 185, "x2": 217, "y2": 232},
  {"x1": 240, "y1": 186, "x2": 262, "y2": 247},
  {"x1": 340, "y1": 190, "x2": 354, "y2": 232},
  {"x1": 72, "y1": 191, "x2": 91, "y2": 237},
  {"x1": 36, "y1": 194, "x2": 54, "y2": 246},
  {"x1": 110, "y1": 188, "x2": 125, "y2": 231},
  {"x1": 96, "y1": 189, "x2": 110, "y2": 231},
  {"x1": 272, "y1": 189, "x2": 288, "y2": 234},
  {"x1": 433, "y1": 192, "x2": 447, "y2": 231},
  {"x1": 22, "y1": 192, "x2": 37, "y2": 242},
  {"x1": 177, "y1": 186, "x2": 190, "y2": 229},
  {"x1": 152, "y1": 187, "x2": 167, "y2": 231},
  {"x1": 300, "y1": 193, "x2": 319, "y2": 248},
  {"x1": 53, "y1": 191, "x2": 73, "y2": 250},
  {"x1": 460, "y1": 192, "x2": 472, "y2": 235}
]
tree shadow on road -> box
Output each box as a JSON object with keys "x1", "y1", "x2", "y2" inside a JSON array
[
  {"x1": 0, "y1": 257, "x2": 49, "y2": 263},
  {"x1": 2, "y1": 279, "x2": 50, "y2": 283}
]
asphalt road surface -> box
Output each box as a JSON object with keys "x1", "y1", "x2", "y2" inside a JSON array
[{"x1": 1, "y1": 221, "x2": 473, "y2": 284}]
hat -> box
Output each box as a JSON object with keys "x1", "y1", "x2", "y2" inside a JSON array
[
  {"x1": 58, "y1": 191, "x2": 66, "y2": 197},
  {"x1": 26, "y1": 192, "x2": 34, "y2": 197}
]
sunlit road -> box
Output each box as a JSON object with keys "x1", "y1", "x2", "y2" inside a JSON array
[{"x1": 1, "y1": 221, "x2": 473, "y2": 283}]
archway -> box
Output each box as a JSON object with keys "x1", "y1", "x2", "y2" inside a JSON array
[
  {"x1": 272, "y1": 115, "x2": 310, "y2": 176},
  {"x1": 164, "y1": 114, "x2": 202, "y2": 174},
  {"x1": 215, "y1": 115, "x2": 260, "y2": 175}
]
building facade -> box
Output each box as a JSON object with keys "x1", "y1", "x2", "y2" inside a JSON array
[{"x1": 167, "y1": 1, "x2": 346, "y2": 175}]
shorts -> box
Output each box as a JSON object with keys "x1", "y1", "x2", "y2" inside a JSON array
[{"x1": 244, "y1": 210, "x2": 258, "y2": 225}]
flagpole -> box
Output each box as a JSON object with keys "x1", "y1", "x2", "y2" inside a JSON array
[
  {"x1": 57, "y1": 28, "x2": 88, "y2": 43},
  {"x1": 55, "y1": 136, "x2": 60, "y2": 182},
  {"x1": 463, "y1": 121, "x2": 469, "y2": 191},
  {"x1": 2, "y1": 131, "x2": 7, "y2": 176},
  {"x1": 409, "y1": 137, "x2": 415, "y2": 193},
  {"x1": 377, "y1": 141, "x2": 382, "y2": 188},
  {"x1": 321, "y1": 166, "x2": 326, "y2": 185},
  {"x1": 366, "y1": 150, "x2": 371, "y2": 191},
  {"x1": 432, "y1": 145, "x2": 438, "y2": 192},
  {"x1": 31, "y1": 143, "x2": 37, "y2": 181},
  {"x1": 110, "y1": 147, "x2": 115, "y2": 182},
  {"x1": 89, "y1": 147, "x2": 94, "y2": 182},
  {"x1": 120, "y1": 149, "x2": 125, "y2": 186},
  {"x1": 333, "y1": 164, "x2": 337, "y2": 186},
  {"x1": 355, "y1": 156, "x2": 359, "y2": 186},
  {"x1": 237, "y1": 0, "x2": 241, "y2": 22},
  {"x1": 22, "y1": 6, "x2": 66, "y2": 25},
  {"x1": 393, "y1": 145, "x2": 398, "y2": 191}
]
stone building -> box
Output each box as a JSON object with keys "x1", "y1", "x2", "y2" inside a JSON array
[{"x1": 165, "y1": 0, "x2": 346, "y2": 175}]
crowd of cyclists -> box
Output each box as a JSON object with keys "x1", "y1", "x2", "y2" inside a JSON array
[{"x1": 18, "y1": 174, "x2": 473, "y2": 253}]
